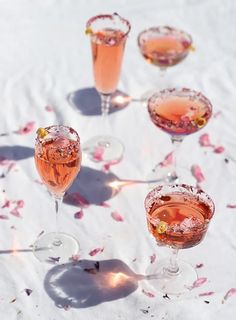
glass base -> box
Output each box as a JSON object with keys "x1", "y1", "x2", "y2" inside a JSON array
[
  {"x1": 145, "y1": 258, "x2": 197, "y2": 296},
  {"x1": 83, "y1": 135, "x2": 124, "y2": 163},
  {"x1": 33, "y1": 232, "x2": 79, "y2": 263}
]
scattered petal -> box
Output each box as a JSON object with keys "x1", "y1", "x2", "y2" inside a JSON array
[
  {"x1": 159, "y1": 152, "x2": 173, "y2": 167},
  {"x1": 70, "y1": 254, "x2": 80, "y2": 262},
  {"x1": 0, "y1": 214, "x2": 9, "y2": 219},
  {"x1": 223, "y1": 288, "x2": 236, "y2": 301},
  {"x1": 99, "y1": 202, "x2": 111, "y2": 208},
  {"x1": 10, "y1": 208, "x2": 21, "y2": 218},
  {"x1": 111, "y1": 211, "x2": 124, "y2": 222},
  {"x1": 213, "y1": 146, "x2": 225, "y2": 154},
  {"x1": 89, "y1": 247, "x2": 104, "y2": 256},
  {"x1": 45, "y1": 105, "x2": 54, "y2": 112},
  {"x1": 103, "y1": 158, "x2": 122, "y2": 171},
  {"x1": 142, "y1": 289, "x2": 155, "y2": 298},
  {"x1": 227, "y1": 204, "x2": 236, "y2": 209},
  {"x1": 191, "y1": 165, "x2": 205, "y2": 183},
  {"x1": 196, "y1": 263, "x2": 204, "y2": 269},
  {"x1": 74, "y1": 210, "x2": 84, "y2": 219},
  {"x1": 6, "y1": 162, "x2": 16, "y2": 174},
  {"x1": 24, "y1": 288, "x2": 33, "y2": 296},
  {"x1": 199, "y1": 133, "x2": 214, "y2": 147},
  {"x1": 190, "y1": 277, "x2": 207, "y2": 289},
  {"x1": 150, "y1": 253, "x2": 156, "y2": 264},
  {"x1": 16, "y1": 200, "x2": 24, "y2": 208},
  {"x1": 64, "y1": 192, "x2": 90, "y2": 208},
  {"x1": 2, "y1": 199, "x2": 10, "y2": 208},
  {"x1": 16, "y1": 121, "x2": 35, "y2": 135},
  {"x1": 199, "y1": 291, "x2": 214, "y2": 297}
]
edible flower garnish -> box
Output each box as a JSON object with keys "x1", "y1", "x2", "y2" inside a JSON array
[
  {"x1": 85, "y1": 27, "x2": 93, "y2": 35},
  {"x1": 194, "y1": 117, "x2": 206, "y2": 128},
  {"x1": 156, "y1": 221, "x2": 168, "y2": 234},
  {"x1": 36, "y1": 127, "x2": 48, "y2": 138}
]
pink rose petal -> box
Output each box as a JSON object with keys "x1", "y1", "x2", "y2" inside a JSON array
[
  {"x1": 190, "y1": 277, "x2": 207, "y2": 289},
  {"x1": 111, "y1": 211, "x2": 124, "y2": 222},
  {"x1": 150, "y1": 253, "x2": 156, "y2": 264},
  {"x1": 16, "y1": 200, "x2": 24, "y2": 208},
  {"x1": 227, "y1": 204, "x2": 236, "y2": 209},
  {"x1": 142, "y1": 289, "x2": 155, "y2": 298},
  {"x1": 199, "y1": 133, "x2": 214, "y2": 147},
  {"x1": 16, "y1": 121, "x2": 35, "y2": 135},
  {"x1": 64, "y1": 192, "x2": 90, "y2": 208},
  {"x1": 2, "y1": 199, "x2": 10, "y2": 208},
  {"x1": 199, "y1": 291, "x2": 214, "y2": 297},
  {"x1": 92, "y1": 146, "x2": 104, "y2": 162},
  {"x1": 213, "y1": 146, "x2": 225, "y2": 154},
  {"x1": 74, "y1": 210, "x2": 84, "y2": 219},
  {"x1": 10, "y1": 208, "x2": 21, "y2": 218},
  {"x1": 103, "y1": 158, "x2": 122, "y2": 172},
  {"x1": 45, "y1": 105, "x2": 54, "y2": 112},
  {"x1": 0, "y1": 214, "x2": 9, "y2": 220},
  {"x1": 159, "y1": 152, "x2": 173, "y2": 167},
  {"x1": 89, "y1": 247, "x2": 104, "y2": 256},
  {"x1": 6, "y1": 162, "x2": 16, "y2": 174},
  {"x1": 191, "y1": 165, "x2": 205, "y2": 183},
  {"x1": 223, "y1": 288, "x2": 236, "y2": 301},
  {"x1": 99, "y1": 202, "x2": 111, "y2": 208},
  {"x1": 71, "y1": 254, "x2": 80, "y2": 262}
]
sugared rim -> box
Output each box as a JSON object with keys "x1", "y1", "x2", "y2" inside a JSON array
[
  {"x1": 35, "y1": 125, "x2": 80, "y2": 148},
  {"x1": 86, "y1": 12, "x2": 131, "y2": 38},
  {"x1": 147, "y1": 87, "x2": 213, "y2": 114},
  {"x1": 137, "y1": 25, "x2": 192, "y2": 48},
  {"x1": 144, "y1": 183, "x2": 215, "y2": 220}
]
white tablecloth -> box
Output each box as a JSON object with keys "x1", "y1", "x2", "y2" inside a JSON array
[{"x1": 0, "y1": 0, "x2": 236, "y2": 319}]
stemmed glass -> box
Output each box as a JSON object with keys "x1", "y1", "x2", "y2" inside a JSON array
[
  {"x1": 144, "y1": 184, "x2": 214, "y2": 295},
  {"x1": 33, "y1": 125, "x2": 82, "y2": 263},
  {"x1": 83, "y1": 13, "x2": 131, "y2": 163},
  {"x1": 137, "y1": 26, "x2": 192, "y2": 98},
  {"x1": 147, "y1": 88, "x2": 213, "y2": 184}
]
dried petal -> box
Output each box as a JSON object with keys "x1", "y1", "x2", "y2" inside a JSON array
[
  {"x1": 159, "y1": 152, "x2": 173, "y2": 167},
  {"x1": 111, "y1": 211, "x2": 124, "y2": 222},
  {"x1": 74, "y1": 210, "x2": 84, "y2": 219},
  {"x1": 70, "y1": 254, "x2": 80, "y2": 262},
  {"x1": 223, "y1": 288, "x2": 236, "y2": 301},
  {"x1": 191, "y1": 165, "x2": 205, "y2": 183},
  {"x1": 103, "y1": 158, "x2": 122, "y2": 171},
  {"x1": 199, "y1": 133, "x2": 214, "y2": 147},
  {"x1": 213, "y1": 146, "x2": 225, "y2": 154},
  {"x1": 2, "y1": 199, "x2": 10, "y2": 208},
  {"x1": 199, "y1": 291, "x2": 214, "y2": 297},
  {"x1": 10, "y1": 208, "x2": 21, "y2": 218},
  {"x1": 89, "y1": 247, "x2": 104, "y2": 256},
  {"x1": 142, "y1": 289, "x2": 155, "y2": 298},
  {"x1": 196, "y1": 263, "x2": 204, "y2": 269},
  {"x1": 99, "y1": 202, "x2": 111, "y2": 208},
  {"x1": 16, "y1": 121, "x2": 35, "y2": 135},
  {"x1": 92, "y1": 146, "x2": 104, "y2": 162},
  {"x1": 0, "y1": 214, "x2": 9, "y2": 219},
  {"x1": 150, "y1": 253, "x2": 156, "y2": 264},
  {"x1": 190, "y1": 277, "x2": 207, "y2": 289},
  {"x1": 227, "y1": 204, "x2": 236, "y2": 209},
  {"x1": 16, "y1": 200, "x2": 24, "y2": 208},
  {"x1": 65, "y1": 192, "x2": 90, "y2": 208}
]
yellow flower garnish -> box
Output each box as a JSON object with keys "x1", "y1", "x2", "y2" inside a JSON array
[
  {"x1": 190, "y1": 44, "x2": 196, "y2": 52},
  {"x1": 156, "y1": 221, "x2": 168, "y2": 234},
  {"x1": 37, "y1": 127, "x2": 48, "y2": 138},
  {"x1": 195, "y1": 117, "x2": 206, "y2": 128},
  {"x1": 85, "y1": 27, "x2": 93, "y2": 35}
]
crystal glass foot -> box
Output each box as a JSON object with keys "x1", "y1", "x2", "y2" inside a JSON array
[
  {"x1": 83, "y1": 135, "x2": 124, "y2": 162},
  {"x1": 144, "y1": 184, "x2": 215, "y2": 295},
  {"x1": 33, "y1": 232, "x2": 79, "y2": 263},
  {"x1": 34, "y1": 125, "x2": 82, "y2": 263}
]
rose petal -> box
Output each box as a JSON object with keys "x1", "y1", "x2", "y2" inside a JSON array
[
  {"x1": 2, "y1": 199, "x2": 10, "y2": 208},
  {"x1": 142, "y1": 289, "x2": 155, "y2": 298},
  {"x1": 16, "y1": 121, "x2": 35, "y2": 135},
  {"x1": 224, "y1": 288, "x2": 236, "y2": 301},
  {"x1": 74, "y1": 210, "x2": 84, "y2": 219},
  {"x1": 64, "y1": 192, "x2": 90, "y2": 208},
  {"x1": 99, "y1": 202, "x2": 111, "y2": 208},
  {"x1": 10, "y1": 208, "x2": 21, "y2": 218},
  {"x1": 150, "y1": 254, "x2": 156, "y2": 264},
  {"x1": 191, "y1": 165, "x2": 205, "y2": 183},
  {"x1": 227, "y1": 204, "x2": 236, "y2": 209},
  {"x1": 199, "y1": 291, "x2": 214, "y2": 297},
  {"x1": 6, "y1": 162, "x2": 16, "y2": 174},
  {"x1": 213, "y1": 146, "x2": 225, "y2": 154},
  {"x1": 0, "y1": 214, "x2": 9, "y2": 220},
  {"x1": 159, "y1": 152, "x2": 173, "y2": 167},
  {"x1": 190, "y1": 277, "x2": 207, "y2": 289},
  {"x1": 103, "y1": 158, "x2": 122, "y2": 172},
  {"x1": 70, "y1": 254, "x2": 80, "y2": 262},
  {"x1": 89, "y1": 247, "x2": 104, "y2": 256},
  {"x1": 111, "y1": 211, "x2": 124, "y2": 222},
  {"x1": 199, "y1": 133, "x2": 214, "y2": 147},
  {"x1": 16, "y1": 200, "x2": 24, "y2": 208},
  {"x1": 92, "y1": 146, "x2": 104, "y2": 161}
]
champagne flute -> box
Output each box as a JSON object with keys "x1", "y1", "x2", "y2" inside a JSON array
[
  {"x1": 147, "y1": 88, "x2": 213, "y2": 184},
  {"x1": 33, "y1": 125, "x2": 82, "y2": 263},
  {"x1": 144, "y1": 184, "x2": 214, "y2": 295},
  {"x1": 83, "y1": 13, "x2": 131, "y2": 163}
]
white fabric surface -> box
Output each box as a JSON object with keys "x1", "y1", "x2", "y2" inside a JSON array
[{"x1": 0, "y1": 0, "x2": 236, "y2": 319}]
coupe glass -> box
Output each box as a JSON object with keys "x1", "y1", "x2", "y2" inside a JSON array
[
  {"x1": 33, "y1": 125, "x2": 82, "y2": 263},
  {"x1": 147, "y1": 88, "x2": 213, "y2": 184},
  {"x1": 83, "y1": 13, "x2": 131, "y2": 163},
  {"x1": 144, "y1": 184, "x2": 214, "y2": 295},
  {"x1": 138, "y1": 26, "x2": 192, "y2": 98}
]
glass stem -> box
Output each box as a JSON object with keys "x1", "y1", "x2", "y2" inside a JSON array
[
  {"x1": 168, "y1": 135, "x2": 183, "y2": 181},
  {"x1": 166, "y1": 248, "x2": 179, "y2": 275},
  {"x1": 53, "y1": 195, "x2": 63, "y2": 246},
  {"x1": 100, "y1": 93, "x2": 111, "y2": 118}
]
